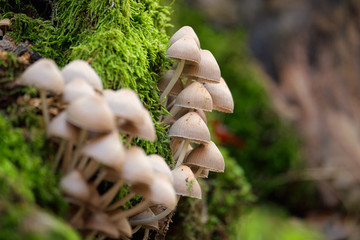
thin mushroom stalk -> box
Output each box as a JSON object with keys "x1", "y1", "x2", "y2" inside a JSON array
[
  {"x1": 175, "y1": 140, "x2": 189, "y2": 168},
  {"x1": 107, "y1": 192, "x2": 136, "y2": 211},
  {"x1": 39, "y1": 89, "x2": 50, "y2": 128},
  {"x1": 111, "y1": 199, "x2": 151, "y2": 221},
  {"x1": 69, "y1": 129, "x2": 88, "y2": 171},
  {"x1": 160, "y1": 59, "x2": 185, "y2": 102},
  {"x1": 163, "y1": 105, "x2": 182, "y2": 124},
  {"x1": 100, "y1": 180, "x2": 125, "y2": 208},
  {"x1": 53, "y1": 139, "x2": 66, "y2": 170}
]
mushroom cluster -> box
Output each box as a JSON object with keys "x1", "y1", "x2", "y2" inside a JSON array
[
  {"x1": 18, "y1": 59, "x2": 183, "y2": 239},
  {"x1": 152, "y1": 25, "x2": 234, "y2": 224}
]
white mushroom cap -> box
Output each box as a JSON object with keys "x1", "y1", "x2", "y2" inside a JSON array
[
  {"x1": 61, "y1": 60, "x2": 103, "y2": 91},
  {"x1": 81, "y1": 131, "x2": 125, "y2": 172},
  {"x1": 66, "y1": 94, "x2": 115, "y2": 133},
  {"x1": 169, "y1": 26, "x2": 200, "y2": 49},
  {"x1": 150, "y1": 174, "x2": 177, "y2": 210},
  {"x1": 63, "y1": 77, "x2": 96, "y2": 104},
  {"x1": 182, "y1": 49, "x2": 221, "y2": 83},
  {"x1": 169, "y1": 112, "x2": 210, "y2": 144},
  {"x1": 204, "y1": 77, "x2": 234, "y2": 113},
  {"x1": 60, "y1": 170, "x2": 90, "y2": 202},
  {"x1": 85, "y1": 212, "x2": 120, "y2": 239},
  {"x1": 172, "y1": 165, "x2": 202, "y2": 199},
  {"x1": 148, "y1": 154, "x2": 174, "y2": 183},
  {"x1": 19, "y1": 58, "x2": 64, "y2": 94},
  {"x1": 47, "y1": 111, "x2": 79, "y2": 142},
  {"x1": 166, "y1": 35, "x2": 201, "y2": 65}
]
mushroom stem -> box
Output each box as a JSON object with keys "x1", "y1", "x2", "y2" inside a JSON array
[
  {"x1": 101, "y1": 180, "x2": 125, "y2": 208},
  {"x1": 69, "y1": 129, "x2": 88, "y2": 171},
  {"x1": 111, "y1": 199, "x2": 151, "y2": 221},
  {"x1": 195, "y1": 167, "x2": 203, "y2": 178},
  {"x1": 166, "y1": 98, "x2": 176, "y2": 110},
  {"x1": 173, "y1": 140, "x2": 185, "y2": 161},
  {"x1": 94, "y1": 169, "x2": 107, "y2": 187},
  {"x1": 76, "y1": 156, "x2": 89, "y2": 170},
  {"x1": 163, "y1": 105, "x2": 181, "y2": 124},
  {"x1": 83, "y1": 160, "x2": 100, "y2": 180},
  {"x1": 107, "y1": 192, "x2": 136, "y2": 211},
  {"x1": 143, "y1": 228, "x2": 149, "y2": 240},
  {"x1": 53, "y1": 139, "x2": 66, "y2": 170},
  {"x1": 39, "y1": 89, "x2": 49, "y2": 128},
  {"x1": 175, "y1": 140, "x2": 189, "y2": 168},
  {"x1": 61, "y1": 142, "x2": 73, "y2": 172},
  {"x1": 132, "y1": 225, "x2": 142, "y2": 234},
  {"x1": 160, "y1": 59, "x2": 185, "y2": 102},
  {"x1": 125, "y1": 135, "x2": 134, "y2": 148},
  {"x1": 130, "y1": 196, "x2": 180, "y2": 225}
]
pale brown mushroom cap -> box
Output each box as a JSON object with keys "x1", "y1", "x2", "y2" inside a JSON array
[
  {"x1": 169, "y1": 112, "x2": 210, "y2": 144},
  {"x1": 114, "y1": 217, "x2": 132, "y2": 237},
  {"x1": 175, "y1": 81, "x2": 213, "y2": 112},
  {"x1": 19, "y1": 58, "x2": 64, "y2": 94},
  {"x1": 85, "y1": 212, "x2": 120, "y2": 239},
  {"x1": 158, "y1": 70, "x2": 184, "y2": 97},
  {"x1": 169, "y1": 26, "x2": 200, "y2": 49},
  {"x1": 81, "y1": 131, "x2": 125, "y2": 172},
  {"x1": 47, "y1": 111, "x2": 80, "y2": 142},
  {"x1": 122, "y1": 146, "x2": 154, "y2": 187},
  {"x1": 103, "y1": 88, "x2": 145, "y2": 125},
  {"x1": 66, "y1": 94, "x2": 116, "y2": 133},
  {"x1": 150, "y1": 174, "x2": 177, "y2": 209},
  {"x1": 204, "y1": 77, "x2": 234, "y2": 113},
  {"x1": 166, "y1": 35, "x2": 201, "y2": 65},
  {"x1": 63, "y1": 77, "x2": 96, "y2": 104},
  {"x1": 0, "y1": 18, "x2": 10, "y2": 27},
  {"x1": 148, "y1": 154, "x2": 174, "y2": 183},
  {"x1": 118, "y1": 108, "x2": 156, "y2": 142},
  {"x1": 182, "y1": 49, "x2": 221, "y2": 84},
  {"x1": 60, "y1": 170, "x2": 90, "y2": 202},
  {"x1": 184, "y1": 141, "x2": 225, "y2": 172},
  {"x1": 130, "y1": 208, "x2": 159, "y2": 230},
  {"x1": 172, "y1": 165, "x2": 202, "y2": 199},
  {"x1": 61, "y1": 60, "x2": 103, "y2": 91}
]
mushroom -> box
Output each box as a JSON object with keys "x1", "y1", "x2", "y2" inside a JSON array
[
  {"x1": 61, "y1": 60, "x2": 103, "y2": 92},
  {"x1": 163, "y1": 81, "x2": 213, "y2": 124},
  {"x1": 160, "y1": 35, "x2": 201, "y2": 102},
  {"x1": 169, "y1": 112, "x2": 210, "y2": 168},
  {"x1": 66, "y1": 94, "x2": 116, "y2": 170},
  {"x1": 182, "y1": 49, "x2": 221, "y2": 84},
  {"x1": 62, "y1": 77, "x2": 96, "y2": 104},
  {"x1": 184, "y1": 141, "x2": 225, "y2": 177},
  {"x1": 0, "y1": 18, "x2": 10, "y2": 36},
  {"x1": 203, "y1": 77, "x2": 234, "y2": 113},
  {"x1": 158, "y1": 69, "x2": 184, "y2": 98},
  {"x1": 168, "y1": 26, "x2": 200, "y2": 49},
  {"x1": 130, "y1": 208, "x2": 159, "y2": 239},
  {"x1": 19, "y1": 58, "x2": 64, "y2": 127},
  {"x1": 84, "y1": 211, "x2": 120, "y2": 239}
]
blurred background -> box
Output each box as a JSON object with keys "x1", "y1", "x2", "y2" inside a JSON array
[{"x1": 164, "y1": 0, "x2": 360, "y2": 239}]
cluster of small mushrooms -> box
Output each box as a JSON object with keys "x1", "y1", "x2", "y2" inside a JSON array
[{"x1": 16, "y1": 25, "x2": 233, "y2": 239}]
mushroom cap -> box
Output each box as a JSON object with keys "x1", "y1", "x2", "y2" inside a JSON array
[
  {"x1": 148, "y1": 154, "x2": 174, "y2": 183},
  {"x1": 114, "y1": 217, "x2": 132, "y2": 237},
  {"x1": 19, "y1": 58, "x2": 64, "y2": 94},
  {"x1": 0, "y1": 18, "x2": 10, "y2": 28},
  {"x1": 158, "y1": 70, "x2": 184, "y2": 97},
  {"x1": 60, "y1": 170, "x2": 90, "y2": 202},
  {"x1": 174, "y1": 81, "x2": 213, "y2": 112},
  {"x1": 118, "y1": 108, "x2": 156, "y2": 142},
  {"x1": 63, "y1": 77, "x2": 96, "y2": 104},
  {"x1": 61, "y1": 60, "x2": 103, "y2": 91},
  {"x1": 130, "y1": 209, "x2": 159, "y2": 230},
  {"x1": 47, "y1": 111, "x2": 80, "y2": 142},
  {"x1": 172, "y1": 165, "x2": 202, "y2": 199},
  {"x1": 169, "y1": 26, "x2": 200, "y2": 49},
  {"x1": 169, "y1": 112, "x2": 210, "y2": 144},
  {"x1": 85, "y1": 212, "x2": 120, "y2": 239},
  {"x1": 81, "y1": 131, "x2": 125, "y2": 172},
  {"x1": 204, "y1": 77, "x2": 234, "y2": 113},
  {"x1": 182, "y1": 49, "x2": 221, "y2": 84},
  {"x1": 184, "y1": 141, "x2": 225, "y2": 172},
  {"x1": 166, "y1": 35, "x2": 201, "y2": 65},
  {"x1": 150, "y1": 174, "x2": 177, "y2": 210},
  {"x1": 103, "y1": 88, "x2": 145, "y2": 125},
  {"x1": 66, "y1": 94, "x2": 116, "y2": 133},
  {"x1": 121, "y1": 146, "x2": 154, "y2": 188}
]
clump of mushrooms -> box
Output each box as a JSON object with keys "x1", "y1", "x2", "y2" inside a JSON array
[{"x1": 16, "y1": 25, "x2": 234, "y2": 239}]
